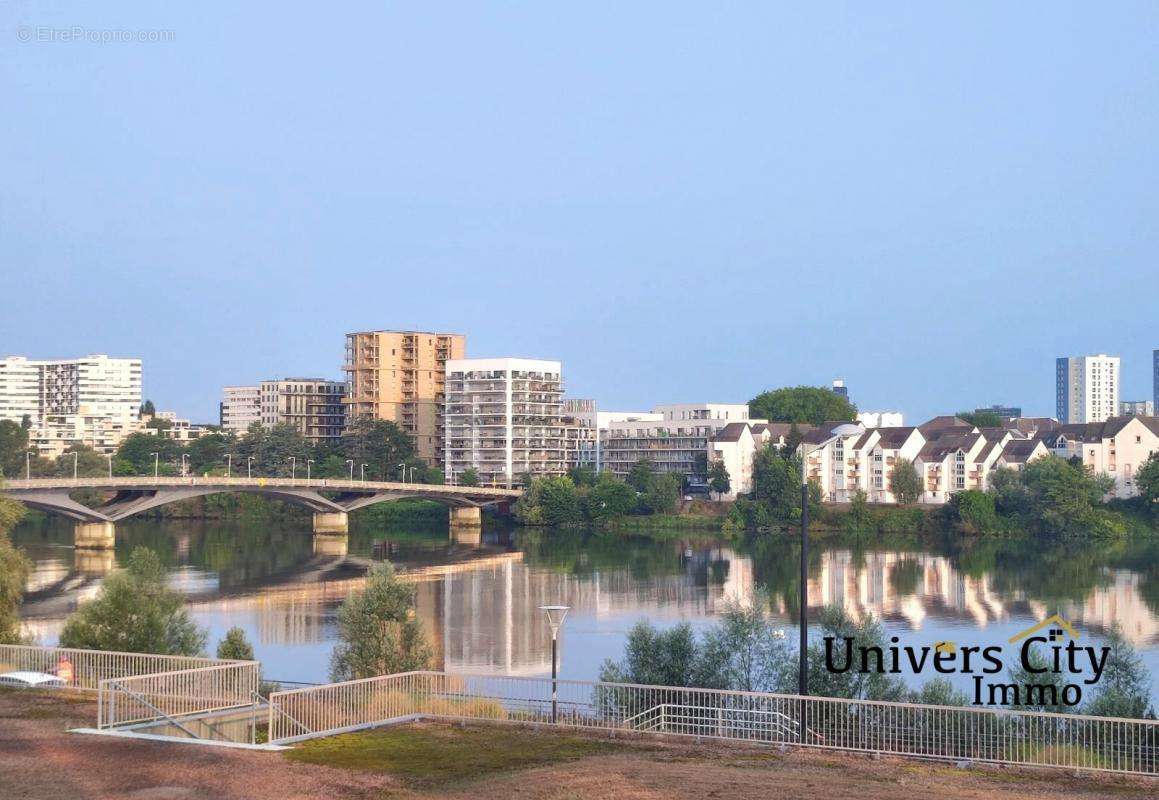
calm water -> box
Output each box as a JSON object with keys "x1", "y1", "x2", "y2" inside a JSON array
[{"x1": 13, "y1": 518, "x2": 1159, "y2": 703}]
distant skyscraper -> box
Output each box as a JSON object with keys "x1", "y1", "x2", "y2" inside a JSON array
[
  {"x1": 831, "y1": 378, "x2": 848, "y2": 398},
  {"x1": 1056, "y1": 354, "x2": 1120, "y2": 424}
]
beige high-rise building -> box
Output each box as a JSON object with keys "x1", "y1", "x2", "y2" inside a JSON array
[{"x1": 343, "y1": 330, "x2": 466, "y2": 465}]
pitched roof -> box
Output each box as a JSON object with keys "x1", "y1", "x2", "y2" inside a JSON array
[
  {"x1": 873, "y1": 426, "x2": 919, "y2": 449},
  {"x1": 918, "y1": 431, "x2": 982, "y2": 461},
  {"x1": 1000, "y1": 438, "x2": 1044, "y2": 463},
  {"x1": 710, "y1": 422, "x2": 750, "y2": 443},
  {"x1": 918, "y1": 415, "x2": 973, "y2": 435}
]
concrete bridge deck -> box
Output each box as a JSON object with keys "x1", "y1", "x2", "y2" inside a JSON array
[{"x1": 1, "y1": 477, "x2": 522, "y2": 547}]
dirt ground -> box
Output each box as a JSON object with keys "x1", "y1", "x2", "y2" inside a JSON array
[{"x1": 1, "y1": 689, "x2": 1155, "y2": 800}]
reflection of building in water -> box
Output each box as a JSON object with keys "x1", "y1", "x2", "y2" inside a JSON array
[{"x1": 788, "y1": 551, "x2": 1159, "y2": 647}]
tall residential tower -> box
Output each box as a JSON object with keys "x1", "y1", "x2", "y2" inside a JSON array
[
  {"x1": 1056, "y1": 353, "x2": 1120, "y2": 424},
  {"x1": 343, "y1": 330, "x2": 466, "y2": 466}
]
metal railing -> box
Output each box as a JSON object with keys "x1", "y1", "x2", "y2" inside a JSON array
[
  {"x1": 99, "y1": 661, "x2": 260, "y2": 729},
  {"x1": 267, "y1": 672, "x2": 1159, "y2": 774},
  {"x1": 0, "y1": 644, "x2": 233, "y2": 692},
  {"x1": 2, "y1": 476, "x2": 520, "y2": 498}
]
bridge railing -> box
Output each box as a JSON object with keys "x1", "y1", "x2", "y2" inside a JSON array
[
  {"x1": 0, "y1": 644, "x2": 237, "y2": 692},
  {"x1": 2, "y1": 476, "x2": 520, "y2": 496},
  {"x1": 267, "y1": 671, "x2": 1159, "y2": 774}
]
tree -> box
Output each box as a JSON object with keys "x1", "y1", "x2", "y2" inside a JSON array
[
  {"x1": 781, "y1": 606, "x2": 907, "y2": 701},
  {"x1": 1082, "y1": 625, "x2": 1154, "y2": 719},
  {"x1": 54, "y1": 445, "x2": 110, "y2": 478},
  {"x1": 641, "y1": 473, "x2": 680, "y2": 514},
  {"x1": 626, "y1": 459, "x2": 654, "y2": 493},
  {"x1": 707, "y1": 460, "x2": 731, "y2": 500},
  {"x1": 889, "y1": 458, "x2": 922, "y2": 505},
  {"x1": 1135, "y1": 452, "x2": 1159, "y2": 514},
  {"x1": 216, "y1": 626, "x2": 255, "y2": 661},
  {"x1": 117, "y1": 432, "x2": 182, "y2": 474},
  {"x1": 598, "y1": 621, "x2": 722, "y2": 688},
  {"x1": 752, "y1": 444, "x2": 802, "y2": 519},
  {"x1": 749, "y1": 386, "x2": 857, "y2": 426},
  {"x1": 186, "y1": 433, "x2": 228, "y2": 474},
  {"x1": 424, "y1": 466, "x2": 445, "y2": 485},
  {"x1": 330, "y1": 562, "x2": 432, "y2": 681},
  {"x1": 0, "y1": 420, "x2": 29, "y2": 478},
  {"x1": 234, "y1": 423, "x2": 312, "y2": 478},
  {"x1": 339, "y1": 419, "x2": 416, "y2": 482},
  {"x1": 698, "y1": 596, "x2": 790, "y2": 692},
  {"x1": 950, "y1": 490, "x2": 999, "y2": 534},
  {"x1": 140, "y1": 400, "x2": 156, "y2": 417},
  {"x1": 538, "y1": 476, "x2": 583, "y2": 525},
  {"x1": 585, "y1": 473, "x2": 636, "y2": 521},
  {"x1": 1020, "y1": 456, "x2": 1116, "y2": 537},
  {"x1": 459, "y1": 467, "x2": 480, "y2": 487},
  {"x1": 849, "y1": 489, "x2": 869, "y2": 527},
  {"x1": 0, "y1": 497, "x2": 30, "y2": 644},
  {"x1": 567, "y1": 465, "x2": 597, "y2": 487},
  {"x1": 59, "y1": 547, "x2": 207, "y2": 655},
  {"x1": 957, "y1": 410, "x2": 1003, "y2": 428}
]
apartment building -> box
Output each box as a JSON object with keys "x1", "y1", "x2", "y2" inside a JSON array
[
  {"x1": 1056, "y1": 354, "x2": 1120, "y2": 424},
  {"x1": 142, "y1": 411, "x2": 213, "y2": 444},
  {"x1": 1041, "y1": 415, "x2": 1159, "y2": 499},
  {"x1": 1, "y1": 355, "x2": 141, "y2": 456},
  {"x1": 1120, "y1": 400, "x2": 1154, "y2": 417},
  {"x1": 602, "y1": 403, "x2": 755, "y2": 480},
  {"x1": 443, "y1": 358, "x2": 566, "y2": 486},
  {"x1": 220, "y1": 385, "x2": 261, "y2": 433},
  {"x1": 562, "y1": 399, "x2": 663, "y2": 472},
  {"x1": 343, "y1": 330, "x2": 465, "y2": 466},
  {"x1": 707, "y1": 422, "x2": 802, "y2": 498},
  {"x1": 259, "y1": 378, "x2": 347, "y2": 443}
]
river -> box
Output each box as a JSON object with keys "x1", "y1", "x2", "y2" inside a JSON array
[{"x1": 12, "y1": 517, "x2": 1159, "y2": 705}]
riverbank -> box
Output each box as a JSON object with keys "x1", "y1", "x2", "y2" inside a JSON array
[{"x1": 2, "y1": 690, "x2": 1153, "y2": 799}]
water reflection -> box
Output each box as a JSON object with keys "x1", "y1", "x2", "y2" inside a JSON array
[{"x1": 12, "y1": 518, "x2": 1159, "y2": 698}]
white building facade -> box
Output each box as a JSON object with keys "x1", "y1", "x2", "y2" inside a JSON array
[
  {"x1": 221, "y1": 385, "x2": 261, "y2": 433},
  {"x1": 444, "y1": 357, "x2": 566, "y2": 486},
  {"x1": 602, "y1": 403, "x2": 755, "y2": 480},
  {"x1": 258, "y1": 378, "x2": 346, "y2": 443},
  {"x1": 1, "y1": 355, "x2": 142, "y2": 456},
  {"x1": 1056, "y1": 354, "x2": 1120, "y2": 424}
]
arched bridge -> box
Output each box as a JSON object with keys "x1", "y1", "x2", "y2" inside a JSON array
[{"x1": 1, "y1": 477, "x2": 522, "y2": 548}]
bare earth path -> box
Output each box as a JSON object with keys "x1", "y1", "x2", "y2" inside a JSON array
[{"x1": 1, "y1": 690, "x2": 1154, "y2": 800}]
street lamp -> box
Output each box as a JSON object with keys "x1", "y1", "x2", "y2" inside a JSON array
[
  {"x1": 106, "y1": 453, "x2": 113, "y2": 478},
  {"x1": 360, "y1": 463, "x2": 367, "y2": 482},
  {"x1": 408, "y1": 466, "x2": 416, "y2": 483},
  {"x1": 150, "y1": 452, "x2": 159, "y2": 478},
  {"x1": 797, "y1": 422, "x2": 863, "y2": 701},
  {"x1": 398, "y1": 462, "x2": 406, "y2": 481},
  {"x1": 247, "y1": 456, "x2": 254, "y2": 479},
  {"x1": 181, "y1": 453, "x2": 189, "y2": 477},
  {"x1": 226, "y1": 454, "x2": 232, "y2": 477},
  {"x1": 539, "y1": 605, "x2": 570, "y2": 723},
  {"x1": 346, "y1": 459, "x2": 354, "y2": 480},
  {"x1": 290, "y1": 456, "x2": 297, "y2": 480},
  {"x1": 69, "y1": 451, "x2": 78, "y2": 479},
  {"x1": 25, "y1": 450, "x2": 32, "y2": 480},
  {"x1": 307, "y1": 459, "x2": 314, "y2": 480}
]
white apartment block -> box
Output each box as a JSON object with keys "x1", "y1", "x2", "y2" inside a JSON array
[
  {"x1": 857, "y1": 410, "x2": 904, "y2": 428},
  {"x1": 1, "y1": 355, "x2": 141, "y2": 456},
  {"x1": 1043, "y1": 416, "x2": 1159, "y2": 499},
  {"x1": 708, "y1": 422, "x2": 799, "y2": 498},
  {"x1": 259, "y1": 378, "x2": 347, "y2": 442},
  {"x1": 562, "y1": 399, "x2": 662, "y2": 472},
  {"x1": 603, "y1": 403, "x2": 754, "y2": 479},
  {"x1": 444, "y1": 358, "x2": 566, "y2": 486},
  {"x1": 1056, "y1": 354, "x2": 1119, "y2": 424},
  {"x1": 221, "y1": 385, "x2": 261, "y2": 433}
]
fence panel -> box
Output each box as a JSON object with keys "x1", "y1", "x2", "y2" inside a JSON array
[
  {"x1": 267, "y1": 671, "x2": 1159, "y2": 774},
  {"x1": 0, "y1": 644, "x2": 232, "y2": 692},
  {"x1": 99, "y1": 662, "x2": 260, "y2": 729}
]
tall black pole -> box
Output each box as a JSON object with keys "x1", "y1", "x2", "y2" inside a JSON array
[
  {"x1": 799, "y1": 482, "x2": 809, "y2": 697},
  {"x1": 551, "y1": 635, "x2": 558, "y2": 723}
]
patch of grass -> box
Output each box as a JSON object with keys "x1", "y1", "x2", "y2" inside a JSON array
[{"x1": 284, "y1": 723, "x2": 627, "y2": 788}]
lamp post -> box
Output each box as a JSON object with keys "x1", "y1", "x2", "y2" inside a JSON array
[
  {"x1": 226, "y1": 454, "x2": 232, "y2": 478},
  {"x1": 539, "y1": 605, "x2": 570, "y2": 723},
  {"x1": 181, "y1": 453, "x2": 189, "y2": 477},
  {"x1": 69, "y1": 451, "x2": 78, "y2": 479},
  {"x1": 346, "y1": 459, "x2": 354, "y2": 480},
  {"x1": 26, "y1": 450, "x2": 32, "y2": 480},
  {"x1": 150, "y1": 452, "x2": 159, "y2": 478},
  {"x1": 408, "y1": 466, "x2": 416, "y2": 483},
  {"x1": 398, "y1": 462, "x2": 406, "y2": 481},
  {"x1": 290, "y1": 456, "x2": 296, "y2": 480},
  {"x1": 247, "y1": 456, "x2": 254, "y2": 479},
  {"x1": 306, "y1": 459, "x2": 314, "y2": 481},
  {"x1": 106, "y1": 453, "x2": 113, "y2": 478},
  {"x1": 360, "y1": 463, "x2": 367, "y2": 482}
]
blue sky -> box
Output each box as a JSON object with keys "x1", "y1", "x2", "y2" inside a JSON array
[{"x1": 2, "y1": 3, "x2": 1157, "y2": 423}]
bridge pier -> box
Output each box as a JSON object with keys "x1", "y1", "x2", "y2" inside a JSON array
[
  {"x1": 74, "y1": 521, "x2": 116, "y2": 550},
  {"x1": 449, "y1": 506, "x2": 482, "y2": 531},
  {"x1": 313, "y1": 533, "x2": 349, "y2": 557},
  {"x1": 312, "y1": 511, "x2": 349, "y2": 534},
  {"x1": 74, "y1": 548, "x2": 116, "y2": 575}
]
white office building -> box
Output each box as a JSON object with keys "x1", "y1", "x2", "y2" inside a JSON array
[
  {"x1": 1056, "y1": 353, "x2": 1120, "y2": 424},
  {"x1": 1, "y1": 355, "x2": 142, "y2": 456},
  {"x1": 444, "y1": 357, "x2": 566, "y2": 486},
  {"x1": 221, "y1": 385, "x2": 261, "y2": 433}
]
